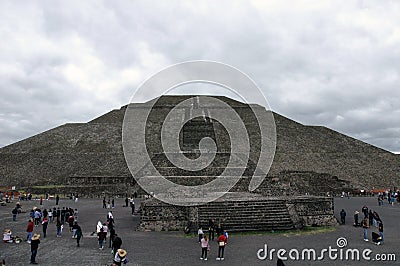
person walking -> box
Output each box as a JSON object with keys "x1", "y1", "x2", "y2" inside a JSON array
[
  {"x1": 362, "y1": 218, "x2": 369, "y2": 241},
  {"x1": 55, "y1": 195, "x2": 60, "y2": 205},
  {"x1": 125, "y1": 197, "x2": 129, "y2": 207},
  {"x1": 76, "y1": 224, "x2": 83, "y2": 247},
  {"x1": 41, "y1": 217, "x2": 48, "y2": 238},
  {"x1": 26, "y1": 219, "x2": 34, "y2": 243},
  {"x1": 102, "y1": 197, "x2": 106, "y2": 208},
  {"x1": 340, "y1": 209, "x2": 346, "y2": 225},
  {"x1": 30, "y1": 234, "x2": 40, "y2": 264},
  {"x1": 97, "y1": 228, "x2": 106, "y2": 250},
  {"x1": 200, "y1": 235, "x2": 210, "y2": 261},
  {"x1": 216, "y1": 232, "x2": 227, "y2": 260},
  {"x1": 112, "y1": 234, "x2": 122, "y2": 255}
]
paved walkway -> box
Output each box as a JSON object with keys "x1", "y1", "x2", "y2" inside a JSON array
[{"x1": 0, "y1": 197, "x2": 398, "y2": 265}]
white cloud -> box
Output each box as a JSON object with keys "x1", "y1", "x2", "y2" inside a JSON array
[{"x1": 0, "y1": 0, "x2": 399, "y2": 153}]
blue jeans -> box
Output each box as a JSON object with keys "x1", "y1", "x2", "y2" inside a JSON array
[
  {"x1": 99, "y1": 239, "x2": 104, "y2": 248},
  {"x1": 13, "y1": 214, "x2": 17, "y2": 221},
  {"x1": 27, "y1": 232, "x2": 33, "y2": 241},
  {"x1": 363, "y1": 228, "x2": 368, "y2": 240},
  {"x1": 57, "y1": 227, "x2": 62, "y2": 236},
  {"x1": 379, "y1": 232, "x2": 384, "y2": 242}
]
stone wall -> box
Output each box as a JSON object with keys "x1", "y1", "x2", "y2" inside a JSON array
[{"x1": 137, "y1": 194, "x2": 337, "y2": 232}]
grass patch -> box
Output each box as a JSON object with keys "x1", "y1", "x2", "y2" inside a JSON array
[
  {"x1": 181, "y1": 226, "x2": 336, "y2": 238},
  {"x1": 31, "y1": 185, "x2": 66, "y2": 189}
]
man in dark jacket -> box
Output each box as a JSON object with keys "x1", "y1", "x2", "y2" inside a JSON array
[
  {"x1": 340, "y1": 209, "x2": 346, "y2": 225},
  {"x1": 112, "y1": 234, "x2": 122, "y2": 255}
]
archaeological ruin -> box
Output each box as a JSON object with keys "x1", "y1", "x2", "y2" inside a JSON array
[{"x1": 0, "y1": 95, "x2": 399, "y2": 231}]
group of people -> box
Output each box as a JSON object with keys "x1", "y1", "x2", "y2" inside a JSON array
[
  {"x1": 95, "y1": 211, "x2": 128, "y2": 265},
  {"x1": 341, "y1": 204, "x2": 384, "y2": 245},
  {"x1": 197, "y1": 220, "x2": 229, "y2": 261}
]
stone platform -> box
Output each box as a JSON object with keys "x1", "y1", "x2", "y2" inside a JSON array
[{"x1": 138, "y1": 192, "x2": 336, "y2": 232}]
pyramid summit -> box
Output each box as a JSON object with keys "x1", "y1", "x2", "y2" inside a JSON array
[{"x1": 0, "y1": 95, "x2": 398, "y2": 195}]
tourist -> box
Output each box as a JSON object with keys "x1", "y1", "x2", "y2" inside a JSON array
[
  {"x1": 26, "y1": 219, "x2": 34, "y2": 243},
  {"x1": 113, "y1": 249, "x2": 127, "y2": 266},
  {"x1": 200, "y1": 235, "x2": 210, "y2": 260},
  {"x1": 42, "y1": 217, "x2": 48, "y2": 238},
  {"x1": 30, "y1": 234, "x2": 40, "y2": 264},
  {"x1": 340, "y1": 209, "x2": 346, "y2": 225},
  {"x1": 55, "y1": 195, "x2": 60, "y2": 205},
  {"x1": 56, "y1": 207, "x2": 60, "y2": 221},
  {"x1": 223, "y1": 230, "x2": 229, "y2": 239},
  {"x1": 362, "y1": 218, "x2": 369, "y2": 241},
  {"x1": 3, "y1": 229, "x2": 12, "y2": 243},
  {"x1": 373, "y1": 211, "x2": 380, "y2": 227},
  {"x1": 61, "y1": 207, "x2": 66, "y2": 223},
  {"x1": 103, "y1": 197, "x2": 106, "y2": 208},
  {"x1": 68, "y1": 213, "x2": 74, "y2": 232},
  {"x1": 102, "y1": 223, "x2": 108, "y2": 242},
  {"x1": 216, "y1": 223, "x2": 223, "y2": 236},
  {"x1": 97, "y1": 228, "x2": 106, "y2": 250},
  {"x1": 56, "y1": 218, "x2": 62, "y2": 237},
  {"x1": 12, "y1": 207, "x2": 18, "y2": 221},
  {"x1": 125, "y1": 197, "x2": 129, "y2": 207},
  {"x1": 75, "y1": 223, "x2": 83, "y2": 247},
  {"x1": 208, "y1": 219, "x2": 215, "y2": 240},
  {"x1": 130, "y1": 200, "x2": 135, "y2": 215},
  {"x1": 353, "y1": 211, "x2": 359, "y2": 227},
  {"x1": 112, "y1": 198, "x2": 115, "y2": 208},
  {"x1": 216, "y1": 231, "x2": 227, "y2": 260},
  {"x1": 372, "y1": 231, "x2": 383, "y2": 245},
  {"x1": 198, "y1": 227, "x2": 204, "y2": 243},
  {"x1": 48, "y1": 208, "x2": 53, "y2": 222},
  {"x1": 368, "y1": 210, "x2": 373, "y2": 226},
  {"x1": 107, "y1": 199, "x2": 111, "y2": 209},
  {"x1": 112, "y1": 234, "x2": 122, "y2": 255},
  {"x1": 109, "y1": 226, "x2": 116, "y2": 248},
  {"x1": 73, "y1": 208, "x2": 78, "y2": 222},
  {"x1": 39, "y1": 196, "x2": 43, "y2": 205},
  {"x1": 361, "y1": 205, "x2": 368, "y2": 218},
  {"x1": 378, "y1": 220, "x2": 384, "y2": 243},
  {"x1": 34, "y1": 209, "x2": 42, "y2": 226}
]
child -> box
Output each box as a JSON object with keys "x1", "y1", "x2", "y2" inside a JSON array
[
  {"x1": 198, "y1": 227, "x2": 203, "y2": 243},
  {"x1": 200, "y1": 235, "x2": 210, "y2": 261}
]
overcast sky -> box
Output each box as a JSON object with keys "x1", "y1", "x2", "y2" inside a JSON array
[{"x1": 0, "y1": 0, "x2": 399, "y2": 153}]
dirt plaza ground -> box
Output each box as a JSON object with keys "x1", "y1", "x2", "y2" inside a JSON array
[{"x1": 0, "y1": 196, "x2": 399, "y2": 265}]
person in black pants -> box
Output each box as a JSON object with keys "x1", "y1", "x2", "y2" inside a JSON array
[
  {"x1": 208, "y1": 219, "x2": 215, "y2": 240},
  {"x1": 112, "y1": 234, "x2": 122, "y2": 255},
  {"x1": 30, "y1": 234, "x2": 40, "y2": 264}
]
